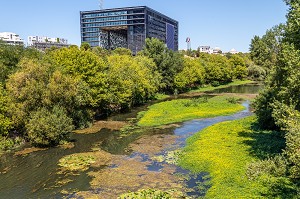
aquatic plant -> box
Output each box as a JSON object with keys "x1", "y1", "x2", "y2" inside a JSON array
[
  {"x1": 138, "y1": 96, "x2": 244, "y2": 127},
  {"x1": 58, "y1": 153, "x2": 96, "y2": 171},
  {"x1": 179, "y1": 116, "x2": 282, "y2": 198},
  {"x1": 118, "y1": 189, "x2": 185, "y2": 199}
]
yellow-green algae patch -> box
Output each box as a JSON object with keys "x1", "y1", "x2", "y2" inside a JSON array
[
  {"x1": 76, "y1": 157, "x2": 186, "y2": 199},
  {"x1": 74, "y1": 120, "x2": 127, "y2": 134},
  {"x1": 128, "y1": 134, "x2": 178, "y2": 156},
  {"x1": 73, "y1": 134, "x2": 191, "y2": 198},
  {"x1": 179, "y1": 116, "x2": 264, "y2": 198},
  {"x1": 14, "y1": 147, "x2": 47, "y2": 156},
  {"x1": 58, "y1": 150, "x2": 112, "y2": 172},
  {"x1": 119, "y1": 188, "x2": 186, "y2": 198},
  {"x1": 138, "y1": 96, "x2": 245, "y2": 127},
  {"x1": 152, "y1": 150, "x2": 181, "y2": 165}
]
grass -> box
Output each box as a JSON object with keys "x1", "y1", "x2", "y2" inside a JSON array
[
  {"x1": 189, "y1": 80, "x2": 254, "y2": 93},
  {"x1": 179, "y1": 116, "x2": 284, "y2": 198},
  {"x1": 138, "y1": 96, "x2": 245, "y2": 127}
]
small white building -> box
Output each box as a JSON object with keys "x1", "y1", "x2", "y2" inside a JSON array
[
  {"x1": 28, "y1": 36, "x2": 69, "y2": 51},
  {"x1": 0, "y1": 32, "x2": 24, "y2": 46},
  {"x1": 212, "y1": 47, "x2": 222, "y2": 54},
  {"x1": 199, "y1": 46, "x2": 212, "y2": 54},
  {"x1": 229, "y1": 48, "x2": 239, "y2": 54},
  {"x1": 28, "y1": 36, "x2": 68, "y2": 46}
]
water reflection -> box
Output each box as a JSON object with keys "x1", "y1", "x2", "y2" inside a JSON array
[{"x1": 206, "y1": 83, "x2": 263, "y2": 94}]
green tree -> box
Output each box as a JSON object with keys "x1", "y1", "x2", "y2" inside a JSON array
[
  {"x1": 92, "y1": 46, "x2": 110, "y2": 58},
  {"x1": 0, "y1": 84, "x2": 11, "y2": 137},
  {"x1": 48, "y1": 45, "x2": 109, "y2": 109},
  {"x1": 284, "y1": 0, "x2": 300, "y2": 49},
  {"x1": 141, "y1": 38, "x2": 184, "y2": 93},
  {"x1": 80, "y1": 42, "x2": 91, "y2": 51},
  {"x1": 249, "y1": 25, "x2": 284, "y2": 70},
  {"x1": 229, "y1": 54, "x2": 248, "y2": 79},
  {"x1": 7, "y1": 57, "x2": 91, "y2": 132},
  {"x1": 26, "y1": 106, "x2": 74, "y2": 146},
  {"x1": 112, "y1": 47, "x2": 132, "y2": 56},
  {"x1": 175, "y1": 58, "x2": 205, "y2": 91},
  {"x1": 254, "y1": 44, "x2": 300, "y2": 129},
  {"x1": 202, "y1": 54, "x2": 233, "y2": 84},
  {"x1": 0, "y1": 42, "x2": 24, "y2": 83},
  {"x1": 106, "y1": 55, "x2": 160, "y2": 110}
]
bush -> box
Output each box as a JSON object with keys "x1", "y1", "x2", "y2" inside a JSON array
[
  {"x1": 26, "y1": 106, "x2": 74, "y2": 147},
  {"x1": 226, "y1": 97, "x2": 240, "y2": 104},
  {"x1": 211, "y1": 81, "x2": 220, "y2": 87}
]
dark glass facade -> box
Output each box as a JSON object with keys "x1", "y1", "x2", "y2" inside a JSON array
[{"x1": 80, "y1": 6, "x2": 178, "y2": 54}]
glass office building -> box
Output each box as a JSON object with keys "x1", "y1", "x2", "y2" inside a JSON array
[{"x1": 80, "y1": 6, "x2": 178, "y2": 54}]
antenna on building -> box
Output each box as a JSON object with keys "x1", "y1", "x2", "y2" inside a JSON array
[{"x1": 99, "y1": 0, "x2": 104, "y2": 10}]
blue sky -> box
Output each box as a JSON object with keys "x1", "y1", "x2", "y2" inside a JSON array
[{"x1": 0, "y1": 0, "x2": 287, "y2": 52}]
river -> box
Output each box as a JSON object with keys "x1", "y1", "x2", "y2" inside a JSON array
[{"x1": 0, "y1": 83, "x2": 262, "y2": 198}]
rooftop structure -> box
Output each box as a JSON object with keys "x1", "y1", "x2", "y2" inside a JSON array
[
  {"x1": 80, "y1": 6, "x2": 178, "y2": 54},
  {"x1": 0, "y1": 32, "x2": 24, "y2": 46},
  {"x1": 28, "y1": 36, "x2": 70, "y2": 51}
]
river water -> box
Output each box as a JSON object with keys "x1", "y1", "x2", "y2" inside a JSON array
[{"x1": 0, "y1": 84, "x2": 261, "y2": 198}]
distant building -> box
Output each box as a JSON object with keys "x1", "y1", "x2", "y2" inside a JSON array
[
  {"x1": 199, "y1": 46, "x2": 212, "y2": 54},
  {"x1": 229, "y1": 48, "x2": 239, "y2": 54},
  {"x1": 0, "y1": 32, "x2": 24, "y2": 46},
  {"x1": 80, "y1": 6, "x2": 178, "y2": 54},
  {"x1": 212, "y1": 47, "x2": 222, "y2": 54},
  {"x1": 28, "y1": 36, "x2": 70, "y2": 51}
]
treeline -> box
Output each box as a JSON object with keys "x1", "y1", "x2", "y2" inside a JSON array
[
  {"x1": 248, "y1": 0, "x2": 300, "y2": 197},
  {"x1": 0, "y1": 38, "x2": 252, "y2": 149}
]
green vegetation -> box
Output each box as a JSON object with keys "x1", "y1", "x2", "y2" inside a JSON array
[
  {"x1": 189, "y1": 79, "x2": 254, "y2": 93},
  {"x1": 179, "y1": 116, "x2": 284, "y2": 198},
  {"x1": 0, "y1": 35, "x2": 257, "y2": 150},
  {"x1": 26, "y1": 106, "x2": 74, "y2": 146},
  {"x1": 138, "y1": 96, "x2": 244, "y2": 127},
  {"x1": 58, "y1": 153, "x2": 96, "y2": 171},
  {"x1": 248, "y1": 1, "x2": 300, "y2": 196},
  {"x1": 119, "y1": 189, "x2": 185, "y2": 199}
]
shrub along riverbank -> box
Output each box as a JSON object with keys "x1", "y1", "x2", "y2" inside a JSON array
[
  {"x1": 138, "y1": 96, "x2": 244, "y2": 127},
  {"x1": 179, "y1": 116, "x2": 285, "y2": 198}
]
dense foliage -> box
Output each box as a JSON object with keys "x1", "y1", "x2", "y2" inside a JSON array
[
  {"x1": 249, "y1": 0, "x2": 300, "y2": 197},
  {"x1": 26, "y1": 106, "x2": 74, "y2": 146},
  {"x1": 0, "y1": 37, "x2": 254, "y2": 149}
]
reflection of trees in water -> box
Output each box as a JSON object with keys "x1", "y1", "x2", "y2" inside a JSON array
[{"x1": 212, "y1": 84, "x2": 263, "y2": 94}]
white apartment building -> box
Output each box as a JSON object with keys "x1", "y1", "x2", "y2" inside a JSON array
[
  {"x1": 0, "y1": 32, "x2": 24, "y2": 45},
  {"x1": 28, "y1": 36, "x2": 69, "y2": 51},
  {"x1": 28, "y1": 36, "x2": 68, "y2": 46}
]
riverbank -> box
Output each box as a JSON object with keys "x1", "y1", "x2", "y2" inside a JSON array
[{"x1": 179, "y1": 116, "x2": 284, "y2": 198}]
